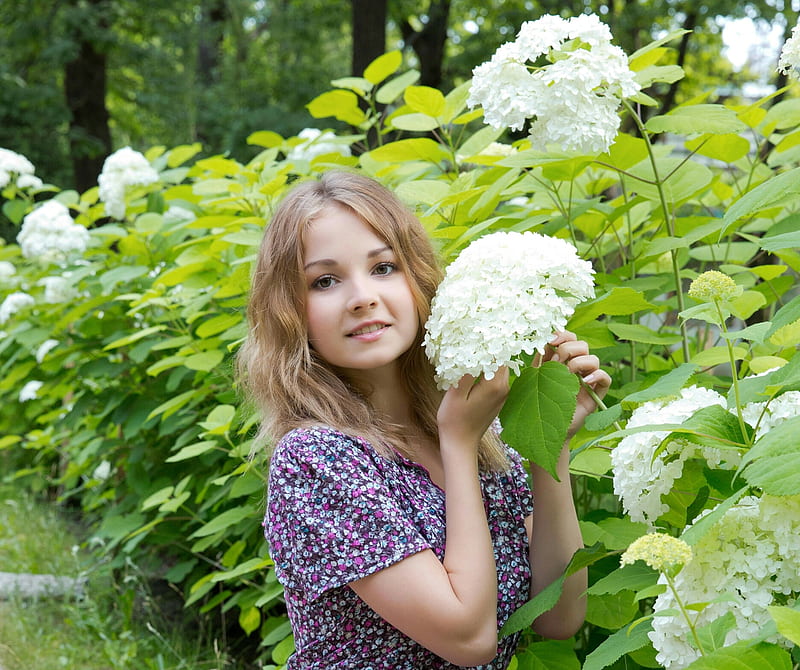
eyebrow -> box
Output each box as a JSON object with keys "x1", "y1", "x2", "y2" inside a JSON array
[{"x1": 303, "y1": 246, "x2": 393, "y2": 271}]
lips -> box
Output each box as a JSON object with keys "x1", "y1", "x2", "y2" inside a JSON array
[{"x1": 348, "y1": 322, "x2": 389, "y2": 336}]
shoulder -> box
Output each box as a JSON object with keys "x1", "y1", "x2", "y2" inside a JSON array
[{"x1": 269, "y1": 425, "x2": 381, "y2": 480}]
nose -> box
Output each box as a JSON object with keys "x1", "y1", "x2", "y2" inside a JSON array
[{"x1": 346, "y1": 276, "x2": 378, "y2": 312}]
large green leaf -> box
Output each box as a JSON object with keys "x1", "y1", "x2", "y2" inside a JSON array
[
  {"x1": 682, "y1": 641, "x2": 791, "y2": 670},
  {"x1": 739, "y1": 416, "x2": 800, "y2": 495},
  {"x1": 582, "y1": 620, "x2": 654, "y2": 670},
  {"x1": 516, "y1": 640, "x2": 580, "y2": 670},
  {"x1": 645, "y1": 105, "x2": 748, "y2": 136},
  {"x1": 363, "y1": 50, "x2": 402, "y2": 85},
  {"x1": 368, "y1": 138, "x2": 449, "y2": 164},
  {"x1": 569, "y1": 288, "x2": 654, "y2": 329},
  {"x1": 499, "y1": 363, "x2": 578, "y2": 480},
  {"x1": 767, "y1": 605, "x2": 800, "y2": 646},
  {"x1": 622, "y1": 363, "x2": 698, "y2": 409},
  {"x1": 681, "y1": 486, "x2": 749, "y2": 545},
  {"x1": 720, "y1": 167, "x2": 800, "y2": 237}
]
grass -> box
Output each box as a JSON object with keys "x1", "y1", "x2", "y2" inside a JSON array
[{"x1": 0, "y1": 482, "x2": 243, "y2": 670}]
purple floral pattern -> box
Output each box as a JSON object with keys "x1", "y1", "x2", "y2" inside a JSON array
[{"x1": 264, "y1": 426, "x2": 534, "y2": 669}]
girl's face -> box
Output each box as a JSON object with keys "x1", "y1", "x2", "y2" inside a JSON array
[{"x1": 302, "y1": 204, "x2": 419, "y2": 382}]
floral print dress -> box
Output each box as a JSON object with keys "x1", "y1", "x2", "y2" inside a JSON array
[{"x1": 264, "y1": 426, "x2": 534, "y2": 669}]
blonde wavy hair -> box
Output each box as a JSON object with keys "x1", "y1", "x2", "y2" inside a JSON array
[{"x1": 237, "y1": 171, "x2": 508, "y2": 471}]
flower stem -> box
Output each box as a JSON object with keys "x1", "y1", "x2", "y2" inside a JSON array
[
  {"x1": 714, "y1": 301, "x2": 751, "y2": 446},
  {"x1": 580, "y1": 379, "x2": 623, "y2": 431},
  {"x1": 664, "y1": 572, "x2": 705, "y2": 657},
  {"x1": 622, "y1": 99, "x2": 690, "y2": 363}
]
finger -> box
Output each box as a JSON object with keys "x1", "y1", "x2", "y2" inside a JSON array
[
  {"x1": 565, "y1": 353, "x2": 599, "y2": 376},
  {"x1": 580, "y1": 370, "x2": 612, "y2": 397},
  {"x1": 551, "y1": 339, "x2": 589, "y2": 364}
]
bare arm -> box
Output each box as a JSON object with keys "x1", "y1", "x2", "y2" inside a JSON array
[
  {"x1": 527, "y1": 332, "x2": 612, "y2": 638},
  {"x1": 350, "y1": 369, "x2": 509, "y2": 666}
]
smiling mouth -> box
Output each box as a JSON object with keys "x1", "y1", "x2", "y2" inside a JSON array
[{"x1": 349, "y1": 323, "x2": 389, "y2": 336}]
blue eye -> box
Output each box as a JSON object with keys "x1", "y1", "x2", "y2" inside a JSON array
[{"x1": 374, "y1": 262, "x2": 396, "y2": 276}]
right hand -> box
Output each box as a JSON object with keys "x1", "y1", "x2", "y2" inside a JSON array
[{"x1": 437, "y1": 367, "x2": 510, "y2": 453}]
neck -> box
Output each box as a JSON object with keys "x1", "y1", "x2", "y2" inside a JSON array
[{"x1": 345, "y1": 365, "x2": 415, "y2": 429}]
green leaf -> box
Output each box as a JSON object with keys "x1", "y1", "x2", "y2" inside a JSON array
[
  {"x1": 720, "y1": 167, "x2": 800, "y2": 237},
  {"x1": 200, "y1": 404, "x2": 236, "y2": 434},
  {"x1": 2, "y1": 199, "x2": 28, "y2": 224},
  {"x1": 330, "y1": 76, "x2": 372, "y2": 93},
  {"x1": 768, "y1": 605, "x2": 800, "y2": 645},
  {"x1": 696, "y1": 612, "x2": 737, "y2": 654},
  {"x1": 516, "y1": 640, "x2": 580, "y2": 670},
  {"x1": 210, "y1": 558, "x2": 272, "y2": 583},
  {"x1": 732, "y1": 355, "x2": 800, "y2": 405},
  {"x1": 739, "y1": 416, "x2": 800, "y2": 494},
  {"x1": 239, "y1": 606, "x2": 261, "y2": 636},
  {"x1": 582, "y1": 620, "x2": 654, "y2": 670},
  {"x1": 759, "y1": 231, "x2": 800, "y2": 252},
  {"x1": 390, "y1": 113, "x2": 440, "y2": 131},
  {"x1": 99, "y1": 265, "x2": 149, "y2": 292},
  {"x1": 196, "y1": 314, "x2": 241, "y2": 339},
  {"x1": 691, "y1": 345, "x2": 747, "y2": 367},
  {"x1": 146, "y1": 389, "x2": 197, "y2": 421},
  {"x1": 247, "y1": 130, "x2": 283, "y2": 148},
  {"x1": 189, "y1": 507, "x2": 254, "y2": 538},
  {"x1": 645, "y1": 105, "x2": 747, "y2": 136},
  {"x1": 368, "y1": 138, "x2": 449, "y2": 164},
  {"x1": 587, "y1": 564, "x2": 658, "y2": 596},
  {"x1": 306, "y1": 90, "x2": 366, "y2": 126},
  {"x1": 596, "y1": 517, "x2": 650, "y2": 551},
  {"x1": 363, "y1": 50, "x2": 402, "y2": 85},
  {"x1": 586, "y1": 591, "x2": 639, "y2": 629},
  {"x1": 681, "y1": 486, "x2": 748, "y2": 545},
  {"x1": 675, "y1": 404, "x2": 750, "y2": 450},
  {"x1": 165, "y1": 440, "x2": 219, "y2": 462},
  {"x1": 104, "y1": 325, "x2": 168, "y2": 351},
  {"x1": 607, "y1": 323, "x2": 682, "y2": 345},
  {"x1": 404, "y1": 85, "x2": 446, "y2": 116},
  {"x1": 685, "y1": 134, "x2": 751, "y2": 163},
  {"x1": 184, "y1": 350, "x2": 224, "y2": 371},
  {"x1": 569, "y1": 288, "x2": 654, "y2": 329},
  {"x1": 499, "y1": 363, "x2": 579, "y2": 480},
  {"x1": 622, "y1": 363, "x2": 698, "y2": 408},
  {"x1": 167, "y1": 143, "x2": 202, "y2": 168},
  {"x1": 500, "y1": 544, "x2": 610, "y2": 637},
  {"x1": 682, "y1": 641, "x2": 792, "y2": 670},
  {"x1": 634, "y1": 64, "x2": 685, "y2": 88},
  {"x1": 375, "y1": 69, "x2": 420, "y2": 104},
  {"x1": 765, "y1": 295, "x2": 800, "y2": 341}
]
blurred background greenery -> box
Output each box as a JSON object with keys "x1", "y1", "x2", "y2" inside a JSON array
[{"x1": 1, "y1": 0, "x2": 796, "y2": 194}]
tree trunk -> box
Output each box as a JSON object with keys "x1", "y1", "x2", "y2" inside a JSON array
[
  {"x1": 400, "y1": 0, "x2": 451, "y2": 89},
  {"x1": 63, "y1": 0, "x2": 112, "y2": 193},
  {"x1": 352, "y1": 0, "x2": 387, "y2": 76}
]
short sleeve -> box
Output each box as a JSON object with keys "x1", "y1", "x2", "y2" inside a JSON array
[{"x1": 265, "y1": 427, "x2": 432, "y2": 601}]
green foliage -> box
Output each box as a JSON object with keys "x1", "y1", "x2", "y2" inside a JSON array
[{"x1": 2, "y1": 35, "x2": 800, "y2": 669}]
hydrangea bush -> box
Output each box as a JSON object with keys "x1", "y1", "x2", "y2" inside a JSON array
[{"x1": 2, "y1": 15, "x2": 800, "y2": 670}]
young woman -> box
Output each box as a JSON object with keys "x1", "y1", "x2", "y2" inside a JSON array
[{"x1": 238, "y1": 171, "x2": 611, "y2": 669}]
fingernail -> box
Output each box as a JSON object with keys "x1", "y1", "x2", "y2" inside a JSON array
[
  {"x1": 583, "y1": 373, "x2": 596, "y2": 384},
  {"x1": 551, "y1": 354, "x2": 560, "y2": 362}
]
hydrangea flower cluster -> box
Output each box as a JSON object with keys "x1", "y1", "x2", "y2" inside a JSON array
[
  {"x1": 742, "y1": 391, "x2": 800, "y2": 437},
  {"x1": 17, "y1": 200, "x2": 90, "y2": 264},
  {"x1": 611, "y1": 385, "x2": 732, "y2": 525},
  {"x1": 778, "y1": 19, "x2": 800, "y2": 80},
  {"x1": 423, "y1": 231, "x2": 595, "y2": 389},
  {"x1": 286, "y1": 128, "x2": 352, "y2": 162},
  {"x1": 650, "y1": 494, "x2": 800, "y2": 668},
  {"x1": 687, "y1": 270, "x2": 742, "y2": 303},
  {"x1": 98, "y1": 147, "x2": 159, "y2": 220},
  {"x1": 0, "y1": 147, "x2": 36, "y2": 189},
  {"x1": 40, "y1": 276, "x2": 78, "y2": 304},
  {"x1": 621, "y1": 533, "x2": 692, "y2": 574},
  {"x1": 467, "y1": 14, "x2": 640, "y2": 155},
  {"x1": 0, "y1": 291, "x2": 35, "y2": 324},
  {"x1": 19, "y1": 380, "x2": 43, "y2": 402},
  {"x1": 0, "y1": 261, "x2": 16, "y2": 283}
]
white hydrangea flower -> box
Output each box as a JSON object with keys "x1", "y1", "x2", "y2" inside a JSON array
[
  {"x1": 98, "y1": 147, "x2": 160, "y2": 220},
  {"x1": 286, "y1": 128, "x2": 352, "y2": 162},
  {"x1": 19, "y1": 380, "x2": 43, "y2": 402},
  {"x1": 16, "y1": 174, "x2": 43, "y2": 190},
  {"x1": 741, "y1": 391, "x2": 800, "y2": 438},
  {"x1": 0, "y1": 260, "x2": 16, "y2": 282},
  {"x1": 0, "y1": 147, "x2": 35, "y2": 188},
  {"x1": 467, "y1": 13, "x2": 640, "y2": 154},
  {"x1": 0, "y1": 291, "x2": 35, "y2": 324},
  {"x1": 423, "y1": 231, "x2": 595, "y2": 390},
  {"x1": 778, "y1": 19, "x2": 800, "y2": 80},
  {"x1": 40, "y1": 276, "x2": 77, "y2": 304},
  {"x1": 17, "y1": 200, "x2": 90, "y2": 264},
  {"x1": 92, "y1": 460, "x2": 113, "y2": 481},
  {"x1": 611, "y1": 386, "x2": 731, "y2": 525},
  {"x1": 162, "y1": 205, "x2": 196, "y2": 224},
  {"x1": 35, "y1": 338, "x2": 59, "y2": 363},
  {"x1": 650, "y1": 495, "x2": 800, "y2": 668}
]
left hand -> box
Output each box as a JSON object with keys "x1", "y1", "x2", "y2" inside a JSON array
[{"x1": 536, "y1": 330, "x2": 612, "y2": 439}]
